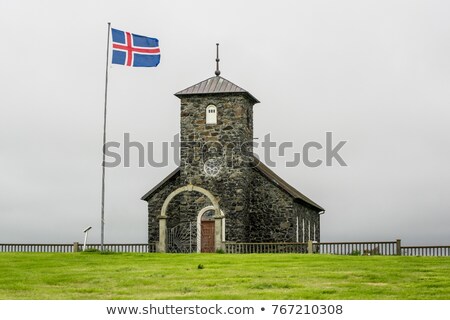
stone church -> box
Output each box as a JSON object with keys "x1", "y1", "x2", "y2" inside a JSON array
[{"x1": 142, "y1": 52, "x2": 324, "y2": 253}]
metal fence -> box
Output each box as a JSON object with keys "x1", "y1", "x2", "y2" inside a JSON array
[
  {"x1": 0, "y1": 243, "x2": 157, "y2": 253},
  {"x1": 225, "y1": 242, "x2": 308, "y2": 254},
  {"x1": 0, "y1": 244, "x2": 73, "y2": 253},
  {"x1": 84, "y1": 243, "x2": 157, "y2": 253},
  {"x1": 401, "y1": 246, "x2": 450, "y2": 257},
  {"x1": 316, "y1": 241, "x2": 398, "y2": 255},
  {"x1": 1, "y1": 241, "x2": 449, "y2": 256}
]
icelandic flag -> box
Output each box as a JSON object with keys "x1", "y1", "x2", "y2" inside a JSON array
[{"x1": 111, "y1": 28, "x2": 160, "y2": 67}]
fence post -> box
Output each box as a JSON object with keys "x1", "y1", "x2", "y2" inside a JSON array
[
  {"x1": 73, "y1": 242, "x2": 79, "y2": 253},
  {"x1": 396, "y1": 239, "x2": 402, "y2": 256},
  {"x1": 307, "y1": 240, "x2": 314, "y2": 254}
]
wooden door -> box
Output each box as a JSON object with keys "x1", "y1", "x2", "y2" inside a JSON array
[{"x1": 201, "y1": 221, "x2": 215, "y2": 253}]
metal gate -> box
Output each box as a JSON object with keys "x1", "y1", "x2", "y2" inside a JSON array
[{"x1": 168, "y1": 221, "x2": 196, "y2": 253}]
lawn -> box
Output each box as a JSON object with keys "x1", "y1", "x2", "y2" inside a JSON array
[{"x1": 0, "y1": 252, "x2": 449, "y2": 299}]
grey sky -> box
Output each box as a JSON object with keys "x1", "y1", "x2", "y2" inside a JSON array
[{"x1": 1, "y1": 0, "x2": 449, "y2": 245}]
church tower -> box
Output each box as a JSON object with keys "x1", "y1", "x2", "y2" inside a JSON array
[{"x1": 174, "y1": 44, "x2": 259, "y2": 243}]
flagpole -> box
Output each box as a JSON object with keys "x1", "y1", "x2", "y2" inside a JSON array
[{"x1": 101, "y1": 22, "x2": 111, "y2": 251}]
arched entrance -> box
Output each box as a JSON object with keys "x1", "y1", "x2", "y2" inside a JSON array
[
  {"x1": 197, "y1": 206, "x2": 225, "y2": 253},
  {"x1": 158, "y1": 184, "x2": 223, "y2": 253}
]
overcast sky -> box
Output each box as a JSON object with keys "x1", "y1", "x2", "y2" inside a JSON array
[{"x1": 1, "y1": 0, "x2": 449, "y2": 245}]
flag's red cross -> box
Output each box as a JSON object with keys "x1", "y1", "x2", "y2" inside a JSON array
[{"x1": 112, "y1": 32, "x2": 160, "y2": 66}]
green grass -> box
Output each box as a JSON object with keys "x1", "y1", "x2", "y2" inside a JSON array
[{"x1": 0, "y1": 253, "x2": 449, "y2": 299}]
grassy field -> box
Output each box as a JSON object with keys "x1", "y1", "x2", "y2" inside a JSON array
[{"x1": 0, "y1": 252, "x2": 449, "y2": 299}]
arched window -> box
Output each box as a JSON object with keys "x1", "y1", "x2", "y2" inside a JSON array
[{"x1": 206, "y1": 105, "x2": 217, "y2": 124}]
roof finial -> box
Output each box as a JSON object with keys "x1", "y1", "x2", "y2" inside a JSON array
[{"x1": 215, "y1": 43, "x2": 221, "y2": 76}]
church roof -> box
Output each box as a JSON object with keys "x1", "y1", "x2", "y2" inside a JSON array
[
  {"x1": 174, "y1": 75, "x2": 260, "y2": 103},
  {"x1": 141, "y1": 157, "x2": 324, "y2": 212},
  {"x1": 253, "y1": 158, "x2": 325, "y2": 212},
  {"x1": 141, "y1": 168, "x2": 180, "y2": 201}
]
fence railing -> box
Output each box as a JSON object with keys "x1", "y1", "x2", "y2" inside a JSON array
[
  {"x1": 225, "y1": 242, "x2": 308, "y2": 254},
  {"x1": 0, "y1": 244, "x2": 73, "y2": 253},
  {"x1": 1, "y1": 241, "x2": 449, "y2": 256},
  {"x1": 83, "y1": 243, "x2": 157, "y2": 253},
  {"x1": 316, "y1": 241, "x2": 398, "y2": 255},
  {"x1": 0, "y1": 243, "x2": 157, "y2": 253},
  {"x1": 401, "y1": 246, "x2": 450, "y2": 257}
]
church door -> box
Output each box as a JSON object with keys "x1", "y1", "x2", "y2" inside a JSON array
[
  {"x1": 200, "y1": 209, "x2": 216, "y2": 253},
  {"x1": 201, "y1": 221, "x2": 215, "y2": 252}
]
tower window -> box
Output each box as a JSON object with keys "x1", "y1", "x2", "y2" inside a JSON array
[{"x1": 206, "y1": 105, "x2": 217, "y2": 124}]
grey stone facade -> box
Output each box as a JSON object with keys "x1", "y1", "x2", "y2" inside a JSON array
[
  {"x1": 142, "y1": 75, "x2": 324, "y2": 250},
  {"x1": 179, "y1": 93, "x2": 254, "y2": 242},
  {"x1": 248, "y1": 166, "x2": 321, "y2": 243}
]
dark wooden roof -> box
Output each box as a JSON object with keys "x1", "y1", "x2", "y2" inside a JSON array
[
  {"x1": 141, "y1": 158, "x2": 324, "y2": 212},
  {"x1": 174, "y1": 76, "x2": 260, "y2": 103},
  {"x1": 141, "y1": 168, "x2": 180, "y2": 201},
  {"x1": 253, "y1": 158, "x2": 325, "y2": 212}
]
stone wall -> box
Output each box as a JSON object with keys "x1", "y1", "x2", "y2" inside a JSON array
[
  {"x1": 294, "y1": 202, "x2": 321, "y2": 243},
  {"x1": 248, "y1": 169, "x2": 294, "y2": 242},
  {"x1": 146, "y1": 167, "x2": 321, "y2": 245},
  {"x1": 248, "y1": 168, "x2": 321, "y2": 243},
  {"x1": 178, "y1": 93, "x2": 256, "y2": 242},
  {"x1": 146, "y1": 171, "x2": 183, "y2": 242}
]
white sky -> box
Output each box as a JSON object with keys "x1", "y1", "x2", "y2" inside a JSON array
[{"x1": 0, "y1": 0, "x2": 449, "y2": 245}]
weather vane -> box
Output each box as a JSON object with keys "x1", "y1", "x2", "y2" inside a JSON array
[{"x1": 215, "y1": 43, "x2": 220, "y2": 76}]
